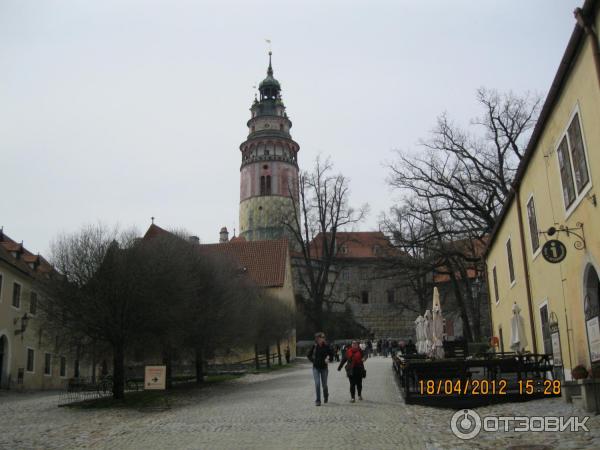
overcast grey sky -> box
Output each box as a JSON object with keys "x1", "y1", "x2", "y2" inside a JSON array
[{"x1": 0, "y1": 0, "x2": 583, "y2": 255}]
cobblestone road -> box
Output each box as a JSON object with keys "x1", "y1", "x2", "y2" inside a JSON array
[{"x1": 1, "y1": 357, "x2": 599, "y2": 449}]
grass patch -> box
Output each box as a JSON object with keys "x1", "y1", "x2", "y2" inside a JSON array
[
  {"x1": 205, "y1": 374, "x2": 242, "y2": 383},
  {"x1": 66, "y1": 390, "x2": 165, "y2": 410},
  {"x1": 65, "y1": 373, "x2": 242, "y2": 410}
]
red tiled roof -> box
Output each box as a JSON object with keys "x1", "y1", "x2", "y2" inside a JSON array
[
  {"x1": 0, "y1": 230, "x2": 53, "y2": 278},
  {"x1": 432, "y1": 237, "x2": 488, "y2": 283},
  {"x1": 141, "y1": 224, "x2": 289, "y2": 288},
  {"x1": 199, "y1": 239, "x2": 289, "y2": 288},
  {"x1": 309, "y1": 231, "x2": 395, "y2": 259},
  {"x1": 143, "y1": 223, "x2": 170, "y2": 240}
]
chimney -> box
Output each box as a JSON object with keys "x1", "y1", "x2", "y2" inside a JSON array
[
  {"x1": 189, "y1": 236, "x2": 200, "y2": 245},
  {"x1": 219, "y1": 227, "x2": 229, "y2": 243}
]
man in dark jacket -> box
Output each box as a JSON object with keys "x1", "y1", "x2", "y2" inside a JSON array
[{"x1": 307, "y1": 332, "x2": 334, "y2": 406}]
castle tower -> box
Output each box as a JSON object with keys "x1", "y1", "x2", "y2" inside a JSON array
[{"x1": 238, "y1": 52, "x2": 300, "y2": 242}]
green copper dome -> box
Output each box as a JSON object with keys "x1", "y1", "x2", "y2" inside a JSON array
[{"x1": 258, "y1": 52, "x2": 281, "y2": 97}]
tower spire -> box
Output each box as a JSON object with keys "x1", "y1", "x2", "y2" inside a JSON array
[{"x1": 267, "y1": 51, "x2": 273, "y2": 77}]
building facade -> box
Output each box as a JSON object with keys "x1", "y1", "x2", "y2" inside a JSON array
[
  {"x1": 0, "y1": 230, "x2": 88, "y2": 390},
  {"x1": 302, "y1": 231, "x2": 490, "y2": 340},
  {"x1": 238, "y1": 52, "x2": 300, "y2": 242},
  {"x1": 485, "y1": 0, "x2": 600, "y2": 380}
]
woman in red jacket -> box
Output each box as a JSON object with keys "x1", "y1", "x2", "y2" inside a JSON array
[{"x1": 338, "y1": 340, "x2": 367, "y2": 402}]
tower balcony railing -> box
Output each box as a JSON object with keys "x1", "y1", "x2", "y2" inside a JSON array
[{"x1": 241, "y1": 153, "x2": 298, "y2": 167}]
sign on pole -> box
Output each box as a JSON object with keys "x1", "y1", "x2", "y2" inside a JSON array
[
  {"x1": 144, "y1": 365, "x2": 167, "y2": 390},
  {"x1": 551, "y1": 331, "x2": 562, "y2": 366},
  {"x1": 541, "y1": 240, "x2": 567, "y2": 264},
  {"x1": 586, "y1": 317, "x2": 600, "y2": 363}
]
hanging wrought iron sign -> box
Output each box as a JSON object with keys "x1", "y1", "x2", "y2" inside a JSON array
[
  {"x1": 542, "y1": 240, "x2": 567, "y2": 263},
  {"x1": 538, "y1": 223, "x2": 586, "y2": 263}
]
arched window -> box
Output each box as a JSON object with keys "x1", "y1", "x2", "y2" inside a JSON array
[
  {"x1": 260, "y1": 176, "x2": 272, "y2": 195},
  {"x1": 266, "y1": 175, "x2": 271, "y2": 195}
]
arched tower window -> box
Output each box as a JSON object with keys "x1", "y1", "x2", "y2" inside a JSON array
[{"x1": 260, "y1": 176, "x2": 272, "y2": 195}]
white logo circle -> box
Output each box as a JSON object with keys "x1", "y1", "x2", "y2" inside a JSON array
[{"x1": 450, "y1": 409, "x2": 482, "y2": 440}]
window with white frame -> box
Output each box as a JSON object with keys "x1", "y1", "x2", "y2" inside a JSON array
[
  {"x1": 44, "y1": 353, "x2": 51, "y2": 376},
  {"x1": 341, "y1": 269, "x2": 350, "y2": 281},
  {"x1": 26, "y1": 348, "x2": 35, "y2": 373},
  {"x1": 506, "y1": 238, "x2": 515, "y2": 284},
  {"x1": 12, "y1": 282, "x2": 21, "y2": 308},
  {"x1": 557, "y1": 112, "x2": 590, "y2": 211},
  {"x1": 526, "y1": 196, "x2": 540, "y2": 253},
  {"x1": 492, "y1": 266, "x2": 499, "y2": 303}
]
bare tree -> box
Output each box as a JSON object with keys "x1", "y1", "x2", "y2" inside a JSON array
[
  {"x1": 382, "y1": 89, "x2": 541, "y2": 341},
  {"x1": 252, "y1": 293, "x2": 294, "y2": 368},
  {"x1": 40, "y1": 224, "x2": 154, "y2": 399},
  {"x1": 182, "y1": 252, "x2": 260, "y2": 383},
  {"x1": 284, "y1": 156, "x2": 367, "y2": 331}
]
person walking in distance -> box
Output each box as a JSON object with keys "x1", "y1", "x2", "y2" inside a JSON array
[
  {"x1": 307, "y1": 332, "x2": 334, "y2": 406},
  {"x1": 338, "y1": 340, "x2": 367, "y2": 403}
]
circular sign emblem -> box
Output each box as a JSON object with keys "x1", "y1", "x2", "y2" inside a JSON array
[
  {"x1": 542, "y1": 239, "x2": 567, "y2": 263},
  {"x1": 450, "y1": 409, "x2": 482, "y2": 440}
]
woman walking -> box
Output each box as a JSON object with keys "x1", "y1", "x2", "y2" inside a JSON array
[{"x1": 338, "y1": 340, "x2": 367, "y2": 403}]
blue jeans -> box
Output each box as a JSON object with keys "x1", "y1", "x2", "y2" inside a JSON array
[{"x1": 312, "y1": 367, "x2": 328, "y2": 402}]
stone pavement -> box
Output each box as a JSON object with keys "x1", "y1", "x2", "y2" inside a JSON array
[{"x1": 1, "y1": 357, "x2": 599, "y2": 449}]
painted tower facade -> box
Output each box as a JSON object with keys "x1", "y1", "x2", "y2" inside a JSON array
[{"x1": 239, "y1": 53, "x2": 300, "y2": 241}]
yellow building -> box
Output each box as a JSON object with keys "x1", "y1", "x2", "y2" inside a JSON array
[
  {"x1": 0, "y1": 230, "x2": 88, "y2": 390},
  {"x1": 485, "y1": 0, "x2": 600, "y2": 380}
]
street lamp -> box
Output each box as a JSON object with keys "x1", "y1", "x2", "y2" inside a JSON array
[{"x1": 13, "y1": 313, "x2": 30, "y2": 336}]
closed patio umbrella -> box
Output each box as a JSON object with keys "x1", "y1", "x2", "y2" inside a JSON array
[
  {"x1": 432, "y1": 287, "x2": 445, "y2": 359},
  {"x1": 415, "y1": 315, "x2": 424, "y2": 354},
  {"x1": 510, "y1": 302, "x2": 528, "y2": 353},
  {"x1": 423, "y1": 309, "x2": 433, "y2": 357}
]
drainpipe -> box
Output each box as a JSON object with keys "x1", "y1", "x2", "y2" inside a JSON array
[
  {"x1": 483, "y1": 260, "x2": 496, "y2": 349},
  {"x1": 575, "y1": 6, "x2": 600, "y2": 88},
  {"x1": 514, "y1": 187, "x2": 539, "y2": 354}
]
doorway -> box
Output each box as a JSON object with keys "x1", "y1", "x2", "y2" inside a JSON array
[
  {"x1": 584, "y1": 264, "x2": 600, "y2": 367},
  {"x1": 0, "y1": 334, "x2": 7, "y2": 388}
]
